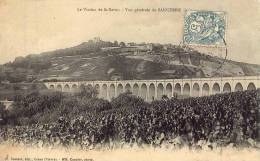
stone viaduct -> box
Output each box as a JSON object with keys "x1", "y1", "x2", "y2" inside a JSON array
[{"x1": 44, "y1": 76, "x2": 260, "y2": 101}]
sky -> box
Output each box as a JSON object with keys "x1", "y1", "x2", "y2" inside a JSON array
[{"x1": 0, "y1": 0, "x2": 260, "y2": 64}]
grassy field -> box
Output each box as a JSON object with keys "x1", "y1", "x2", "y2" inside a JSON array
[{"x1": 2, "y1": 41, "x2": 260, "y2": 83}]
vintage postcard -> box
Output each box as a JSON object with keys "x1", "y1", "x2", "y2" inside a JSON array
[{"x1": 0, "y1": 0, "x2": 260, "y2": 161}]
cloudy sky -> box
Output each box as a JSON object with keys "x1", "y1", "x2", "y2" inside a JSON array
[{"x1": 0, "y1": 0, "x2": 260, "y2": 64}]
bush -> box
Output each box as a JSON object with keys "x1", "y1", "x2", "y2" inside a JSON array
[
  {"x1": 110, "y1": 92, "x2": 146, "y2": 109},
  {"x1": 5, "y1": 92, "x2": 64, "y2": 125},
  {"x1": 77, "y1": 85, "x2": 98, "y2": 99}
]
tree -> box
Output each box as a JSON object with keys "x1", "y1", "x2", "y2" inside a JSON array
[
  {"x1": 113, "y1": 41, "x2": 118, "y2": 47},
  {"x1": 0, "y1": 102, "x2": 5, "y2": 113},
  {"x1": 78, "y1": 85, "x2": 98, "y2": 99},
  {"x1": 88, "y1": 98, "x2": 112, "y2": 112},
  {"x1": 119, "y1": 42, "x2": 126, "y2": 47},
  {"x1": 152, "y1": 45, "x2": 163, "y2": 52},
  {"x1": 110, "y1": 92, "x2": 145, "y2": 109},
  {"x1": 0, "y1": 102, "x2": 7, "y2": 124},
  {"x1": 161, "y1": 95, "x2": 169, "y2": 101}
]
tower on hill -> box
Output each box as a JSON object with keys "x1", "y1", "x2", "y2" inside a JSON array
[{"x1": 93, "y1": 37, "x2": 102, "y2": 43}]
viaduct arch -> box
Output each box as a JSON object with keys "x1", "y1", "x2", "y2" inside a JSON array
[{"x1": 44, "y1": 76, "x2": 260, "y2": 101}]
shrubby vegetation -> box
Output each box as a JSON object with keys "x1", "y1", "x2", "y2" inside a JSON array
[
  {"x1": 0, "y1": 85, "x2": 148, "y2": 126},
  {"x1": 1, "y1": 86, "x2": 112, "y2": 125},
  {"x1": 0, "y1": 87, "x2": 259, "y2": 149},
  {"x1": 0, "y1": 102, "x2": 6, "y2": 123}
]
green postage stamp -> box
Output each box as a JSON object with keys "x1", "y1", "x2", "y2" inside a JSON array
[{"x1": 184, "y1": 10, "x2": 226, "y2": 46}]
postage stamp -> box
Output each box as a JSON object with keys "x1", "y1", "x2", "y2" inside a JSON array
[{"x1": 183, "y1": 10, "x2": 226, "y2": 46}]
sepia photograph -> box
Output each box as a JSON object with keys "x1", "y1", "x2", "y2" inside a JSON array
[{"x1": 0, "y1": 0, "x2": 260, "y2": 161}]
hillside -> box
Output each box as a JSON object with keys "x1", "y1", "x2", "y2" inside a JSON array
[{"x1": 1, "y1": 38, "x2": 260, "y2": 83}]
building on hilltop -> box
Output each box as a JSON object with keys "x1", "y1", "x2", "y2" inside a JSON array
[
  {"x1": 93, "y1": 37, "x2": 102, "y2": 43},
  {"x1": 110, "y1": 74, "x2": 122, "y2": 81}
]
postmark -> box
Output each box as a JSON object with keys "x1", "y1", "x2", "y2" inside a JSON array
[{"x1": 183, "y1": 10, "x2": 226, "y2": 46}]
